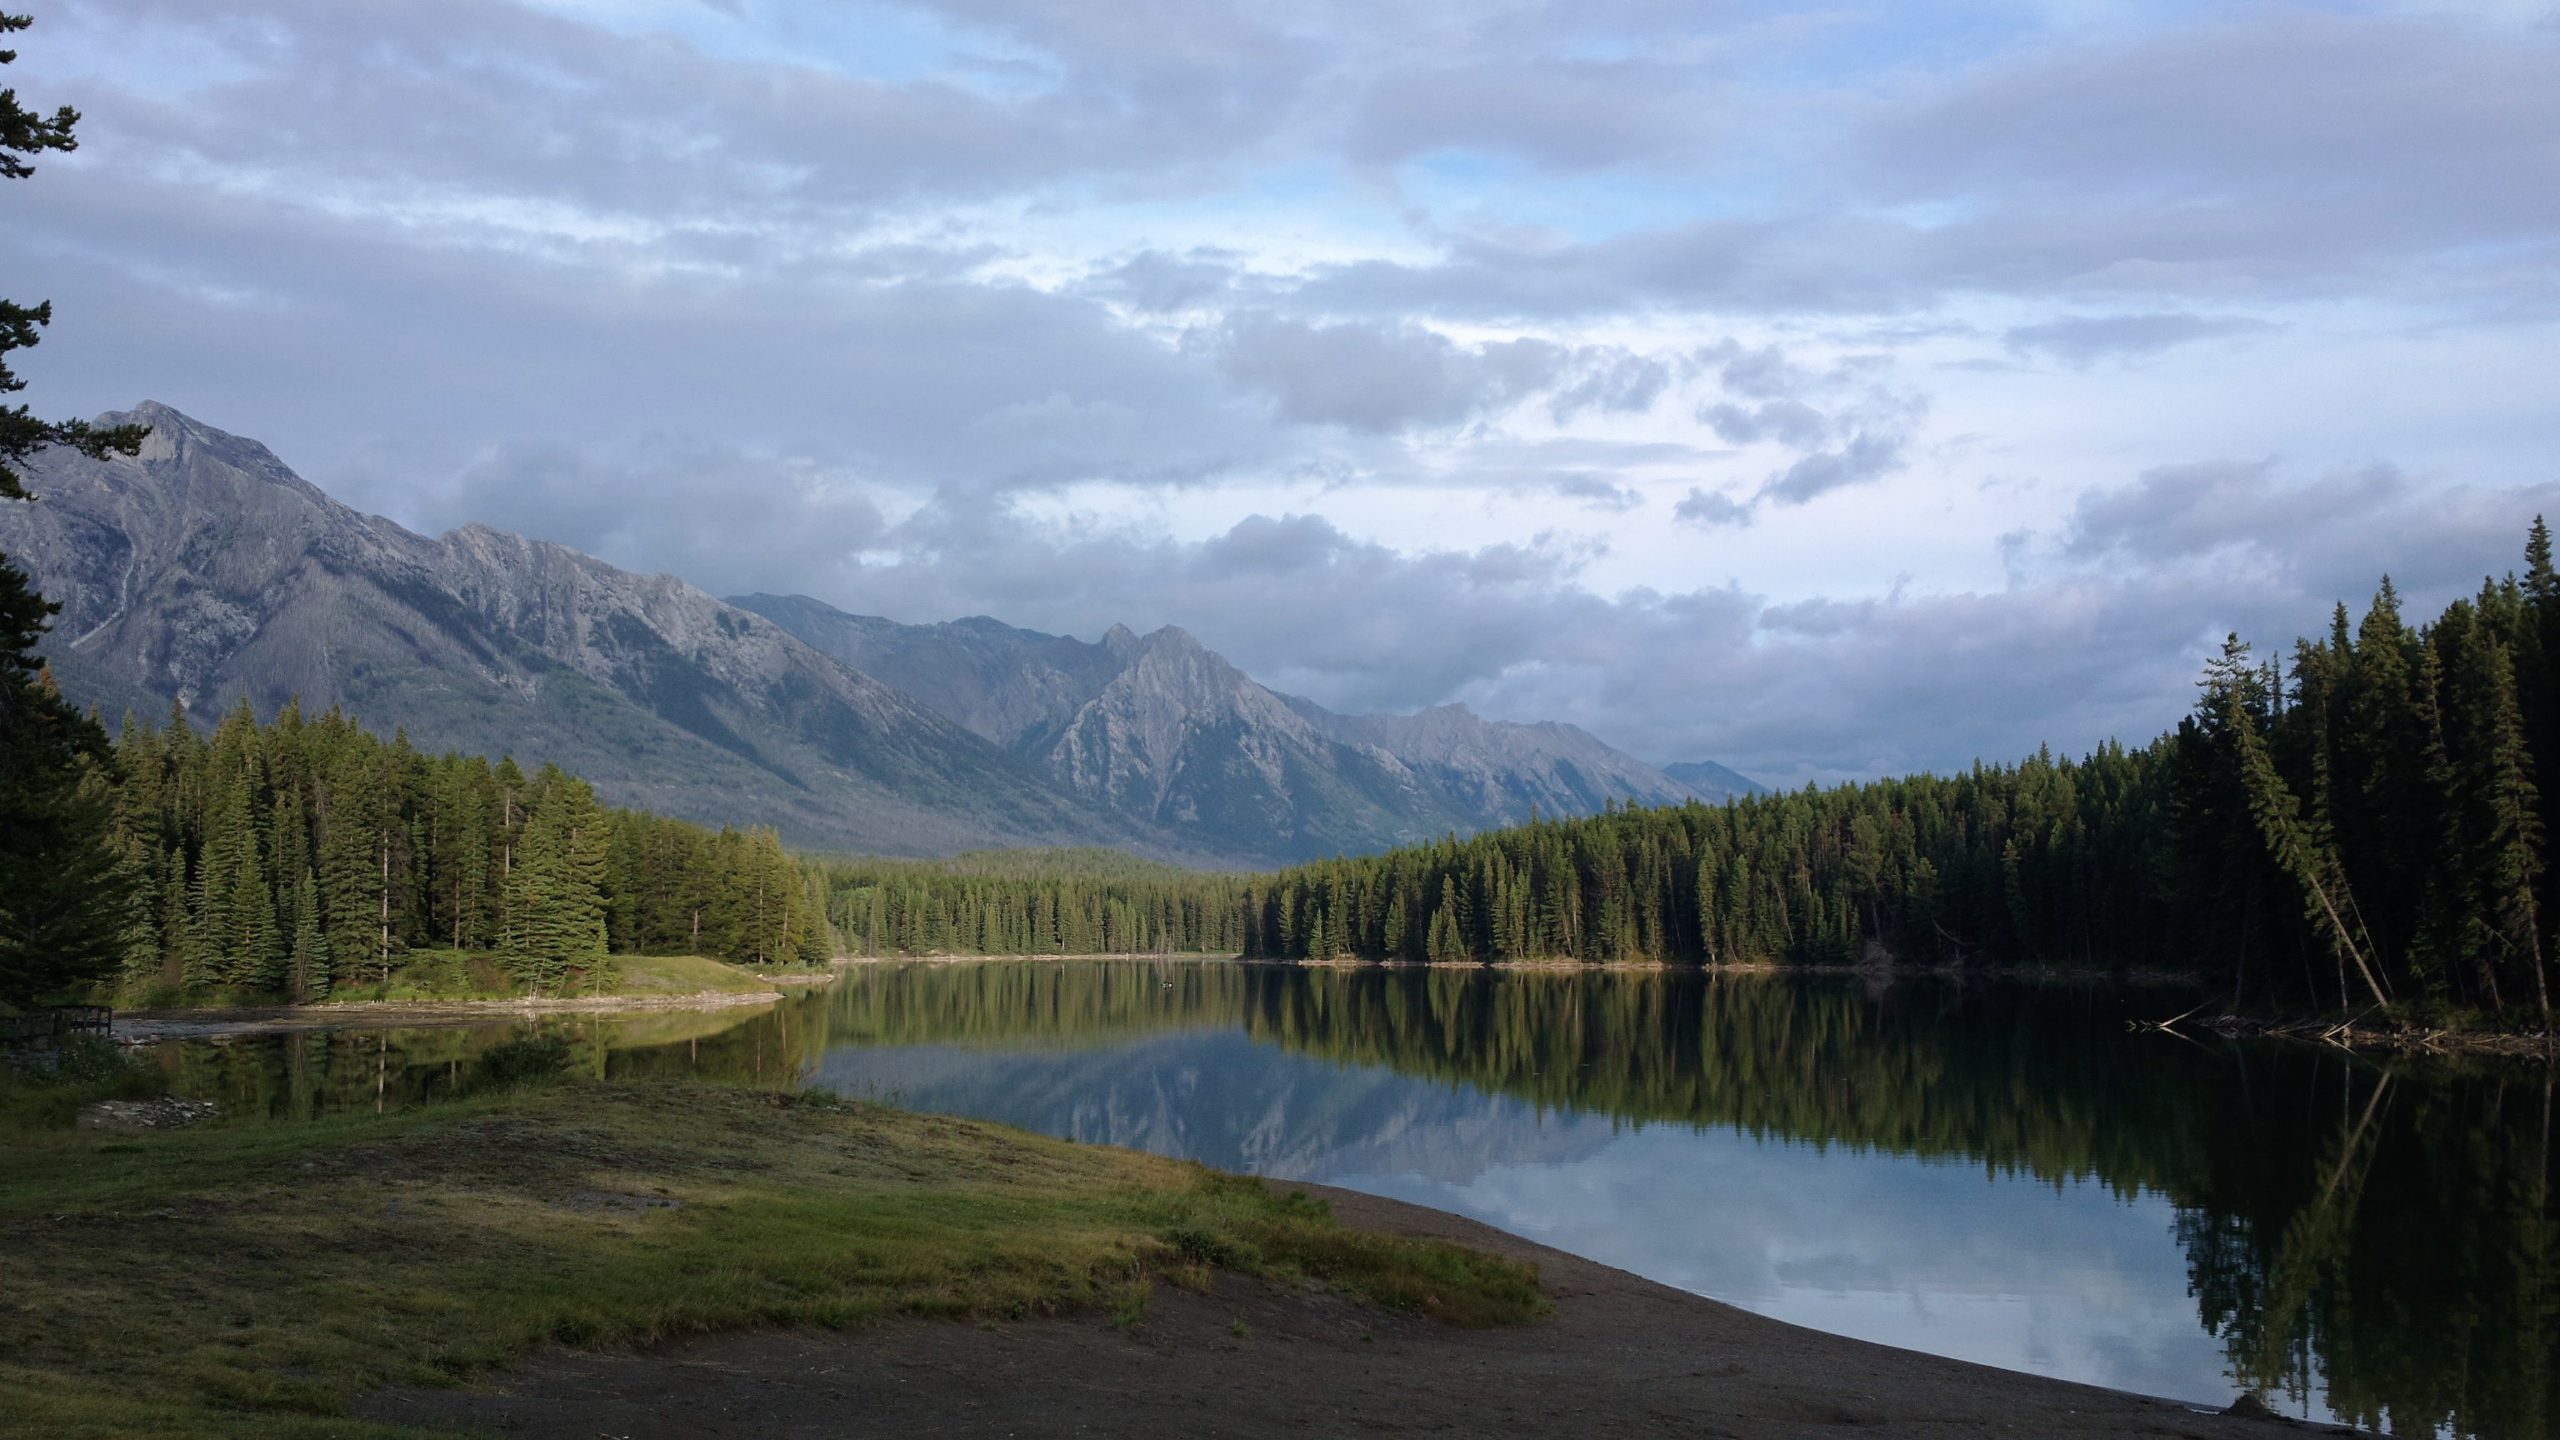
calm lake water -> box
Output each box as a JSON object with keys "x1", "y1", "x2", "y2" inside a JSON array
[{"x1": 143, "y1": 961, "x2": 2557, "y2": 1438}]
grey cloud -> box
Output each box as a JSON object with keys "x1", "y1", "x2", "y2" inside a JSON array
[
  {"x1": 1683, "y1": 340, "x2": 1924, "y2": 508},
  {"x1": 1699, "y1": 399, "x2": 1829, "y2": 448},
  {"x1": 1551, "y1": 474, "x2": 1643, "y2": 512},
  {"x1": 2067, "y1": 458, "x2": 2324, "y2": 563},
  {"x1": 1758, "y1": 596, "x2": 1876, "y2": 639},
  {"x1": 421, "y1": 441, "x2": 889, "y2": 599},
  {"x1": 1867, "y1": 12, "x2": 2560, "y2": 245},
  {"x1": 1347, "y1": 56, "x2": 1712, "y2": 171},
  {"x1": 1214, "y1": 315, "x2": 1565, "y2": 432},
  {"x1": 2063, "y1": 459, "x2": 2560, "y2": 608},
  {"x1": 1188, "y1": 512, "x2": 1350, "y2": 577},
  {"x1": 1707, "y1": 342, "x2": 1822, "y2": 401},
  {"x1": 1549, "y1": 351, "x2": 1672, "y2": 422},
  {"x1": 1674, "y1": 488, "x2": 1753, "y2": 528},
  {"x1": 7, "y1": 164, "x2": 1278, "y2": 498},
  {"x1": 2004, "y1": 313, "x2": 2276, "y2": 363},
  {"x1": 1288, "y1": 215, "x2": 1928, "y2": 323},
  {"x1": 69, "y1": 0, "x2": 1318, "y2": 222},
  {"x1": 1270, "y1": 13, "x2": 2560, "y2": 326},
  {"x1": 1087, "y1": 248, "x2": 1244, "y2": 313},
  {"x1": 1464, "y1": 437, "x2": 1719, "y2": 468},
  {"x1": 1756, "y1": 431, "x2": 1905, "y2": 507}
]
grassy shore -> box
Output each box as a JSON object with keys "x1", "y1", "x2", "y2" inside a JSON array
[
  {"x1": 105, "y1": 952, "x2": 797, "y2": 1019},
  {"x1": 0, "y1": 1076, "x2": 1543, "y2": 1438}
]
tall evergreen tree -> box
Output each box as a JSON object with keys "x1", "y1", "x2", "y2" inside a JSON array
[
  {"x1": 503, "y1": 767, "x2": 607, "y2": 992},
  {"x1": 0, "y1": 637, "x2": 136, "y2": 1004}
]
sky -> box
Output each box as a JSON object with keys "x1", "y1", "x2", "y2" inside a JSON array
[{"x1": 8, "y1": 0, "x2": 2560, "y2": 786}]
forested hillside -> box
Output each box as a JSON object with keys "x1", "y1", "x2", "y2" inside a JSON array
[
  {"x1": 817, "y1": 850, "x2": 1250, "y2": 957},
  {"x1": 89, "y1": 698, "x2": 833, "y2": 1001},
  {"x1": 1245, "y1": 523, "x2": 2560, "y2": 1018}
]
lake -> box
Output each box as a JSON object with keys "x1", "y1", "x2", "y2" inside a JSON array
[{"x1": 141, "y1": 960, "x2": 2557, "y2": 1438}]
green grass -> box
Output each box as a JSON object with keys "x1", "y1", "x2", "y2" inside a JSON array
[
  {"x1": 607, "y1": 954, "x2": 781, "y2": 995},
  {"x1": 0, "y1": 1035, "x2": 162, "y2": 1131},
  {"x1": 0, "y1": 1079, "x2": 1544, "y2": 1438},
  {"x1": 125, "y1": 951, "x2": 791, "y2": 1009}
]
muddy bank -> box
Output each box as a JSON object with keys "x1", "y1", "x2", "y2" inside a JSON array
[{"x1": 360, "y1": 1182, "x2": 2343, "y2": 1440}]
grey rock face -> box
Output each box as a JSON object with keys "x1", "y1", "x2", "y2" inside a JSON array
[{"x1": 739, "y1": 595, "x2": 1732, "y2": 862}]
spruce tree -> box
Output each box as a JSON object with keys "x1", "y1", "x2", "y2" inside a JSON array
[
  {"x1": 503, "y1": 768, "x2": 606, "y2": 991},
  {"x1": 198, "y1": 769, "x2": 280, "y2": 988}
]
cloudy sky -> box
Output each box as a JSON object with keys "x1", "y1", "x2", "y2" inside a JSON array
[{"x1": 9, "y1": 0, "x2": 2559, "y2": 785}]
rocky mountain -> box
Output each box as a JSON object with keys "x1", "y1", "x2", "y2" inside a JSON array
[
  {"x1": 4, "y1": 402, "x2": 1763, "y2": 866},
  {"x1": 733, "y1": 593, "x2": 1712, "y2": 859},
  {"x1": 0, "y1": 403, "x2": 1175, "y2": 859},
  {"x1": 1663, "y1": 759, "x2": 1771, "y2": 801}
]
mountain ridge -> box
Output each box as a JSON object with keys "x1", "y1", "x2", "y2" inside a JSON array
[
  {"x1": 5, "y1": 402, "x2": 1765, "y2": 865},
  {"x1": 732, "y1": 592, "x2": 1730, "y2": 856}
]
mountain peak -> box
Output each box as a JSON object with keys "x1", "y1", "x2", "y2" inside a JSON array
[
  {"x1": 87, "y1": 402, "x2": 349, "y2": 518},
  {"x1": 1101, "y1": 622, "x2": 1143, "y2": 658},
  {"x1": 106, "y1": 398, "x2": 201, "y2": 429}
]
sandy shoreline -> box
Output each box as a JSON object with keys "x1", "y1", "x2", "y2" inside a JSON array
[{"x1": 359, "y1": 1179, "x2": 2342, "y2": 1439}]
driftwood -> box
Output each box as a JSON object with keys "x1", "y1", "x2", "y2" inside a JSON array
[{"x1": 2176, "y1": 1010, "x2": 2559, "y2": 1057}]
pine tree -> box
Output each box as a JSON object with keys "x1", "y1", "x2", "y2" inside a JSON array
[
  {"x1": 0, "y1": 11, "x2": 147, "y2": 498},
  {"x1": 2458, "y1": 637, "x2": 2548, "y2": 1018}
]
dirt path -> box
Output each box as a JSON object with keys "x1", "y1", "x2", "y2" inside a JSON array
[{"x1": 358, "y1": 1182, "x2": 2344, "y2": 1439}]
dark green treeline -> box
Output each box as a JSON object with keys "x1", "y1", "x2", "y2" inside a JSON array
[
  {"x1": 1246, "y1": 523, "x2": 2560, "y2": 1017},
  {"x1": 98, "y1": 698, "x2": 832, "y2": 999},
  {"x1": 817, "y1": 849, "x2": 1250, "y2": 957}
]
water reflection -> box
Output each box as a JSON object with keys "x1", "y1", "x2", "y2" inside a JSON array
[{"x1": 145, "y1": 961, "x2": 2558, "y2": 1438}]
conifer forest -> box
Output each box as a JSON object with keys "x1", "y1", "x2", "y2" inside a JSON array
[
  {"x1": 1244, "y1": 523, "x2": 2560, "y2": 1019},
  {"x1": 79, "y1": 698, "x2": 833, "y2": 1002}
]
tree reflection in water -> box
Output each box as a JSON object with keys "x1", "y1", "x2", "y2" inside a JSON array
[{"x1": 149, "y1": 962, "x2": 2558, "y2": 1438}]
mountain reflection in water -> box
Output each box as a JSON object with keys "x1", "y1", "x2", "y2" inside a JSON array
[{"x1": 149, "y1": 960, "x2": 2558, "y2": 1439}]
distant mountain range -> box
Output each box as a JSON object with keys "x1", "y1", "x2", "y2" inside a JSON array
[{"x1": 1, "y1": 403, "x2": 1766, "y2": 864}]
